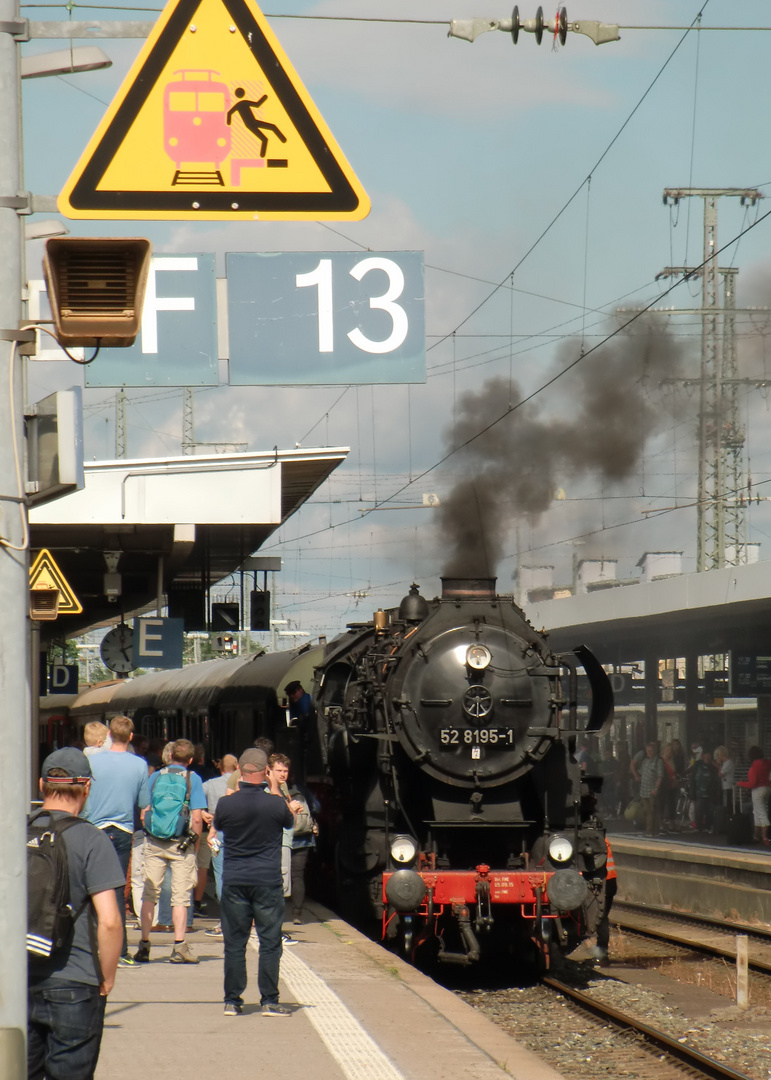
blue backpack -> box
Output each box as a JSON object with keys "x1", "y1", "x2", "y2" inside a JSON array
[{"x1": 144, "y1": 768, "x2": 191, "y2": 839}]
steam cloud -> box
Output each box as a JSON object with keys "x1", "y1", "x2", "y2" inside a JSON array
[{"x1": 437, "y1": 317, "x2": 686, "y2": 577}]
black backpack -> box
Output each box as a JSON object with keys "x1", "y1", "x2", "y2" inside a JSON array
[{"x1": 27, "y1": 810, "x2": 90, "y2": 962}]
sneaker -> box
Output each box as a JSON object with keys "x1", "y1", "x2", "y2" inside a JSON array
[
  {"x1": 261, "y1": 1002, "x2": 291, "y2": 1017},
  {"x1": 118, "y1": 955, "x2": 136, "y2": 967},
  {"x1": 205, "y1": 923, "x2": 224, "y2": 938},
  {"x1": 169, "y1": 942, "x2": 199, "y2": 964},
  {"x1": 194, "y1": 900, "x2": 208, "y2": 917},
  {"x1": 281, "y1": 933, "x2": 298, "y2": 946},
  {"x1": 292, "y1": 917, "x2": 302, "y2": 926},
  {"x1": 223, "y1": 1002, "x2": 243, "y2": 1016},
  {"x1": 133, "y1": 941, "x2": 151, "y2": 963}
]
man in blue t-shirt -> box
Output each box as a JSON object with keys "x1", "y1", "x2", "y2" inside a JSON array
[
  {"x1": 210, "y1": 747, "x2": 299, "y2": 1016},
  {"x1": 29, "y1": 748, "x2": 125, "y2": 1080},
  {"x1": 82, "y1": 715, "x2": 151, "y2": 965},
  {"x1": 134, "y1": 738, "x2": 206, "y2": 965}
]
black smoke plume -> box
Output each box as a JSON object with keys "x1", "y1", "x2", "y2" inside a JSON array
[{"x1": 437, "y1": 317, "x2": 686, "y2": 577}]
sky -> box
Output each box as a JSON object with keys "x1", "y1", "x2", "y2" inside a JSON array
[{"x1": 19, "y1": 0, "x2": 771, "y2": 642}]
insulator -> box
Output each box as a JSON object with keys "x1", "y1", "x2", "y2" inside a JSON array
[{"x1": 511, "y1": 4, "x2": 520, "y2": 43}]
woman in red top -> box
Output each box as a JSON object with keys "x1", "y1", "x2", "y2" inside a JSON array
[{"x1": 737, "y1": 746, "x2": 771, "y2": 845}]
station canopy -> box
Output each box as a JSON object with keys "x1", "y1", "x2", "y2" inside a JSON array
[{"x1": 29, "y1": 446, "x2": 347, "y2": 640}]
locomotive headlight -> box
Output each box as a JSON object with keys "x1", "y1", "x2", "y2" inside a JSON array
[
  {"x1": 466, "y1": 644, "x2": 491, "y2": 671},
  {"x1": 390, "y1": 835, "x2": 418, "y2": 866},
  {"x1": 548, "y1": 835, "x2": 574, "y2": 864}
]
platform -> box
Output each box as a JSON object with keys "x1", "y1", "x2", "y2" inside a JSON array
[
  {"x1": 609, "y1": 831, "x2": 771, "y2": 923},
  {"x1": 98, "y1": 902, "x2": 566, "y2": 1080}
]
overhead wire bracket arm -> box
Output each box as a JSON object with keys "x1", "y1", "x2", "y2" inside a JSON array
[
  {"x1": 0, "y1": 18, "x2": 29, "y2": 39},
  {"x1": 448, "y1": 15, "x2": 619, "y2": 46}
]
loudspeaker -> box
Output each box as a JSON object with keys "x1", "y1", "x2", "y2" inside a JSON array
[{"x1": 43, "y1": 237, "x2": 152, "y2": 347}]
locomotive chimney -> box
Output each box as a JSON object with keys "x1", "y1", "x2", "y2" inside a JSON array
[{"x1": 441, "y1": 577, "x2": 497, "y2": 600}]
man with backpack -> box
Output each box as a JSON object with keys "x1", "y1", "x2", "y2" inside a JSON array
[
  {"x1": 134, "y1": 738, "x2": 206, "y2": 965},
  {"x1": 28, "y1": 748, "x2": 124, "y2": 1080}
]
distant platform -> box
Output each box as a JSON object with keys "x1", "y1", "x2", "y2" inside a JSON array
[{"x1": 609, "y1": 832, "x2": 771, "y2": 923}]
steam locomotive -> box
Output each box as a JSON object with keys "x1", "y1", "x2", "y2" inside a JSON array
[
  {"x1": 317, "y1": 576, "x2": 613, "y2": 969},
  {"x1": 63, "y1": 574, "x2": 613, "y2": 970}
]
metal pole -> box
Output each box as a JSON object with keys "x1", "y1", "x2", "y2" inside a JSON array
[
  {"x1": 30, "y1": 621, "x2": 40, "y2": 796},
  {"x1": 736, "y1": 934, "x2": 749, "y2": 1008},
  {"x1": 0, "y1": 0, "x2": 31, "y2": 1069}
]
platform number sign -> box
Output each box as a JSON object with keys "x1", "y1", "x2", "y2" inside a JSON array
[{"x1": 226, "y1": 251, "x2": 425, "y2": 385}]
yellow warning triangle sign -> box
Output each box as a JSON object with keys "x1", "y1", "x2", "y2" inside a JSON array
[
  {"x1": 58, "y1": 0, "x2": 370, "y2": 222},
  {"x1": 29, "y1": 549, "x2": 83, "y2": 615}
]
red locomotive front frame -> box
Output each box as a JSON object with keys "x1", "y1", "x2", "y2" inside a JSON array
[{"x1": 382, "y1": 865, "x2": 555, "y2": 907}]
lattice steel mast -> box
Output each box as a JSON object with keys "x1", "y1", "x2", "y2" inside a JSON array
[{"x1": 661, "y1": 188, "x2": 762, "y2": 571}]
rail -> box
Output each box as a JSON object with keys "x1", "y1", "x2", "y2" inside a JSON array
[{"x1": 543, "y1": 976, "x2": 757, "y2": 1080}]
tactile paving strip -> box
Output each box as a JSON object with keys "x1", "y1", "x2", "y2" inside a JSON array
[{"x1": 250, "y1": 940, "x2": 406, "y2": 1079}]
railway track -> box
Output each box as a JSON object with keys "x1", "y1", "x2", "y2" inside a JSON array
[
  {"x1": 543, "y1": 975, "x2": 758, "y2": 1080},
  {"x1": 611, "y1": 900, "x2": 771, "y2": 976},
  {"x1": 614, "y1": 899, "x2": 771, "y2": 941}
]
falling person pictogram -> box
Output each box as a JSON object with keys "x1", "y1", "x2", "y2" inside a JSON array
[{"x1": 227, "y1": 89, "x2": 287, "y2": 159}]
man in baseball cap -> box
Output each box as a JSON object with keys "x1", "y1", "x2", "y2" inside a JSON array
[
  {"x1": 28, "y1": 747, "x2": 124, "y2": 1080},
  {"x1": 238, "y1": 747, "x2": 268, "y2": 773},
  {"x1": 210, "y1": 745, "x2": 302, "y2": 1016}
]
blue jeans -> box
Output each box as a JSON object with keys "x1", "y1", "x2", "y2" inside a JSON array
[
  {"x1": 221, "y1": 881, "x2": 284, "y2": 1007},
  {"x1": 102, "y1": 826, "x2": 132, "y2": 957},
  {"x1": 28, "y1": 983, "x2": 106, "y2": 1080}
]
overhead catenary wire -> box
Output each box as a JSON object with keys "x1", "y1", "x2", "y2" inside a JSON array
[
  {"x1": 428, "y1": 1, "x2": 711, "y2": 355},
  {"x1": 265, "y1": 201, "x2": 771, "y2": 555},
  {"x1": 17, "y1": 4, "x2": 771, "y2": 31}
]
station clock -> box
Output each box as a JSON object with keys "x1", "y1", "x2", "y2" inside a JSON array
[{"x1": 100, "y1": 623, "x2": 135, "y2": 673}]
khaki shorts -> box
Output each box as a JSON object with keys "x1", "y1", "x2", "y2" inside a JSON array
[{"x1": 141, "y1": 836, "x2": 197, "y2": 907}]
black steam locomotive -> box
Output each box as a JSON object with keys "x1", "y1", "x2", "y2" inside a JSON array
[
  {"x1": 316, "y1": 577, "x2": 613, "y2": 969},
  {"x1": 64, "y1": 574, "x2": 612, "y2": 969}
]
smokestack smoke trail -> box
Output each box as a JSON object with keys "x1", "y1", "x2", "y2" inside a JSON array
[{"x1": 437, "y1": 318, "x2": 685, "y2": 577}]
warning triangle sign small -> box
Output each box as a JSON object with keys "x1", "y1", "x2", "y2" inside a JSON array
[
  {"x1": 58, "y1": 0, "x2": 370, "y2": 221},
  {"x1": 29, "y1": 549, "x2": 83, "y2": 614}
]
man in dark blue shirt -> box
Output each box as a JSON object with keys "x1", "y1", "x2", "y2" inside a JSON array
[{"x1": 211, "y1": 748, "x2": 298, "y2": 1016}]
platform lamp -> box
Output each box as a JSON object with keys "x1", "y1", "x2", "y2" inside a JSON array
[
  {"x1": 21, "y1": 46, "x2": 112, "y2": 80},
  {"x1": 43, "y1": 236, "x2": 152, "y2": 348}
]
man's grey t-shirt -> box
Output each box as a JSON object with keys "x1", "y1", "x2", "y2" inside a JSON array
[{"x1": 29, "y1": 810, "x2": 125, "y2": 988}]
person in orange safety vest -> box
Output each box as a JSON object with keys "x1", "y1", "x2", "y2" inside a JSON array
[{"x1": 592, "y1": 837, "x2": 617, "y2": 964}]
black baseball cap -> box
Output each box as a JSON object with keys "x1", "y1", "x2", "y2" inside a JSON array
[{"x1": 41, "y1": 748, "x2": 92, "y2": 784}]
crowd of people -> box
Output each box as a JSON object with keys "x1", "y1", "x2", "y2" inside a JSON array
[
  {"x1": 28, "y1": 698, "x2": 318, "y2": 1079},
  {"x1": 587, "y1": 736, "x2": 771, "y2": 845}
]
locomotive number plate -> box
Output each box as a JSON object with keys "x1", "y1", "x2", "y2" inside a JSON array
[{"x1": 439, "y1": 728, "x2": 515, "y2": 747}]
